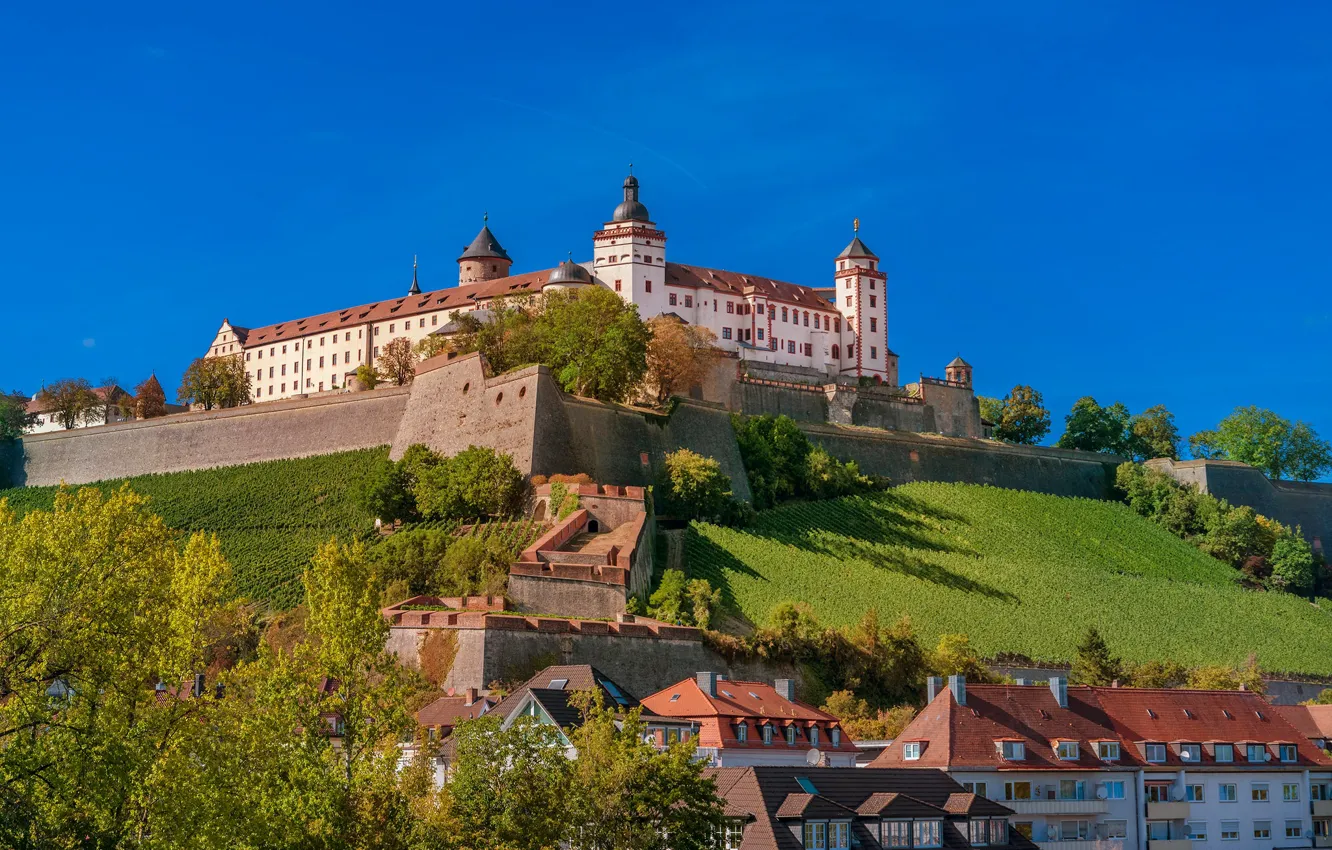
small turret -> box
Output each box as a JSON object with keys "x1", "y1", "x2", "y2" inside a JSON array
[
  {"x1": 408, "y1": 255, "x2": 421, "y2": 295},
  {"x1": 945, "y1": 356, "x2": 972, "y2": 387}
]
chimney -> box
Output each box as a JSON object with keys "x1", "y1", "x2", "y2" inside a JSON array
[
  {"x1": 192, "y1": 673, "x2": 206, "y2": 699},
  {"x1": 465, "y1": 687, "x2": 479, "y2": 706},
  {"x1": 775, "y1": 679, "x2": 795, "y2": 701},
  {"x1": 697, "y1": 672, "x2": 718, "y2": 697},
  {"x1": 1050, "y1": 676, "x2": 1068, "y2": 708},
  {"x1": 948, "y1": 674, "x2": 966, "y2": 706},
  {"x1": 927, "y1": 676, "x2": 944, "y2": 703}
]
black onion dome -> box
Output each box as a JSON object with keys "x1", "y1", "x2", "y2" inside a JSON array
[{"x1": 611, "y1": 173, "x2": 650, "y2": 222}]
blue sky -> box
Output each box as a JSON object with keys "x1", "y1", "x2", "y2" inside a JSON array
[{"x1": 2, "y1": 1, "x2": 1329, "y2": 452}]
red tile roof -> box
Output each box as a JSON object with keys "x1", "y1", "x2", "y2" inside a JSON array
[
  {"x1": 1274, "y1": 704, "x2": 1332, "y2": 741},
  {"x1": 874, "y1": 684, "x2": 1332, "y2": 771},
  {"x1": 416, "y1": 694, "x2": 496, "y2": 729},
  {"x1": 230, "y1": 261, "x2": 841, "y2": 348},
  {"x1": 639, "y1": 677, "x2": 858, "y2": 753}
]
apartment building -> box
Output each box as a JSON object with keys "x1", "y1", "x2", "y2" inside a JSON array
[{"x1": 873, "y1": 676, "x2": 1332, "y2": 850}]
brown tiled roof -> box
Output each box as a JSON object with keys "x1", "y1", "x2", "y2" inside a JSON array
[
  {"x1": 416, "y1": 694, "x2": 496, "y2": 729},
  {"x1": 706, "y1": 767, "x2": 1031, "y2": 850},
  {"x1": 233, "y1": 259, "x2": 843, "y2": 348},
  {"x1": 873, "y1": 684, "x2": 1332, "y2": 771},
  {"x1": 1274, "y1": 704, "x2": 1332, "y2": 741}
]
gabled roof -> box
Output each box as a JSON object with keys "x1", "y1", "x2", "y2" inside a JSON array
[
  {"x1": 640, "y1": 677, "x2": 835, "y2": 723},
  {"x1": 1274, "y1": 704, "x2": 1332, "y2": 741},
  {"x1": 416, "y1": 693, "x2": 497, "y2": 729},
  {"x1": 664, "y1": 263, "x2": 842, "y2": 311},
  {"x1": 705, "y1": 767, "x2": 1031, "y2": 850},
  {"x1": 872, "y1": 684, "x2": 1332, "y2": 771},
  {"x1": 488, "y1": 664, "x2": 680, "y2": 725}
]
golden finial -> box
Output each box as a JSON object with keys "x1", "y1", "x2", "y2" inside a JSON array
[{"x1": 853, "y1": 217, "x2": 860, "y2": 233}]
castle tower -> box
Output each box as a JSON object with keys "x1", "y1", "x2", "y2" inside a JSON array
[
  {"x1": 457, "y1": 215, "x2": 512, "y2": 285},
  {"x1": 945, "y1": 356, "x2": 972, "y2": 387},
  {"x1": 832, "y1": 220, "x2": 890, "y2": 380},
  {"x1": 592, "y1": 170, "x2": 667, "y2": 314}
]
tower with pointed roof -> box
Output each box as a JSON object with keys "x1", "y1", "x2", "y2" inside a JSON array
[
  {"x1": 945, "y1": 356, "x2": 972, "y2": 388},
  {"x1": 457, "y1": 215, "x2": 512, "y2": 285},
  {"x1": 832, "y1": 221, "x2": 892, "y2": 382},
  {"x1": 592, "y1": 169, "x2": 668, "y2": 314}
]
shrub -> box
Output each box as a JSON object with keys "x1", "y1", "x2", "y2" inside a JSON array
[
  {"x1": 646, "y1": 569, "x2": 721, "y2": 628},
  {"x1": 413, "y1": 446, "x2": 525, "y2": 522},
  {"x1": 660, "y1": 449, "x2": 735, "y2": 521},
  {"x1": 355, "y1": 363, "x2": 379, "y2": 390},
  {"x1": 1269, "y1": 531, "x2": 1316, "y2": 595},
  {"x1": 733, "y1": 414, "x2": 885, "y2": 508},
  {"x1": 369, "y1": 527, "x2": 454, "y2": 595},
  {"x1": 438, "y1": 535, "x2": 512, "y2": 597},
  {"x1": 359, "y1": 460, "x2": 419, "y2": 525}
]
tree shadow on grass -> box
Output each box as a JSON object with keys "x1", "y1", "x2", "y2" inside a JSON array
[{"x1": 736, "y1": 493, "x2": 1017, "y2": 603}]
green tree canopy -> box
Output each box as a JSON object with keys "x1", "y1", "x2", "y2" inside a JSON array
[
  {"x1": 1190, "y1": 405, "x2": 1332, "y2": 481},
  {"x1": 1129, "y1": 404, "x2": 1180, "y2": 460},
  {"x1": 1070, "y1": 626, "x2": 1123, "y2": 686},
  {"x1": 1056, "y1": 397, "x2": 1134, "y2": 456},
  {"x1": 0, "y1": 390, "x2": 36, "y2": 440},
  {"x1": 35, "y1": 377, "x2": 101, "y2": 429},
  {"x1": 988, "y1": 385, "x2": 1051, "y2": 445},
  {"x1": 177, "y1": 354, "x2": 252, "y2": 410}
]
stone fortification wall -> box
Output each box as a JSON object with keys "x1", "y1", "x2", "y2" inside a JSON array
[
  {"x1": 1149, "y1": 458, "x2": 1332, "y2": 550},
  {"x1": 801, "y1": 423, "x2": 1123, "y2": 499},
  {"x1": 387, "y1": 615, "x2": 807, "y2": 698},
  {"x1": 8, "y1": 387, "x2": 410, "y2": 487}
]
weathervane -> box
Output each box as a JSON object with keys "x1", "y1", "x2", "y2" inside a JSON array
[{"x1": 853, "y1": 217, "x2": 860, "y2": 233}]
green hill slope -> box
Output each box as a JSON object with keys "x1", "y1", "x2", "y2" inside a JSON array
[
  {"x1": 0, "y1": 448, "x2": 387, "y2": 609},
  {"x1": 687, "y1": 482, "x2": 1332, "y2": 675}
]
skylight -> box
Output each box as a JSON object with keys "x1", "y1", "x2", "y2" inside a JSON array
[
  {"x1": 669, "y1": 694, "x2": 680, "y2": 702},
  {"x1": 604, "y1": 681, "x2": 629, "y2": 706},
  {"x1": 722, "y1": 690, "x2": 735, "y2": 699},
  {"x1": 795, "y1": 777, "x2": 819, "y2": 794},
  {"x1": 549, "y1": 679, "x2": 568, "y2": 690},
  {"x1": 748, "y1": 692, "x2": 760, "y2": 700}
]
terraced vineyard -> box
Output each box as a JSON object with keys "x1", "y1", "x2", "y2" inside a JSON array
[
  {"x1": 688, "y1": 482, "x2": 1332, "y2": 675},
  {"x1": 0, "y1": 448, "x2": 387, "y2": 609}
]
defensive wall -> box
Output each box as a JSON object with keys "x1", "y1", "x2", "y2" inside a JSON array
[
  {"x1": 3, "y1": 351, "x2": 1121, "y2": 502},
  {"x1": 1149, "y1": 458, "x2": 1332, "y2": 551},
  {"x1": 382, "y1": 602, "x2": 805, "y2": 698}
]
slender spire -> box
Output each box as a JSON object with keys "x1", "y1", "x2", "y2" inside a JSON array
[{"x1": 408, "y1": 254, "x2": 421, "y2": 295}]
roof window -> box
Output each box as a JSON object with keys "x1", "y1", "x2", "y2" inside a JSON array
[
  {"x1": 549, "y1": 679, "x2": 568, "y2": 690},
  {"x1": 796, "y1": 777, "x2": 818, "y2": 794}
]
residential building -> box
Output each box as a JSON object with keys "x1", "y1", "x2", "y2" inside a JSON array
[
  {"x1": 25, "y1": 384, "x2": 131, "y2": 433},
  {"x1": 708, "y1": 765, "x2": 1038, "y2": 850},
  {"x1": 1272, "y1": 703, "x2": 1332, "y2": 847},
  {"x1": 873, "y1": 676, "x2": 1332, "y2": 849},
  {"x1": 205, "y1": 173, "x2": 904, "y2": 403},
  {"x1": 639, "y1": 673, "x2": 860, "y2": 768}
]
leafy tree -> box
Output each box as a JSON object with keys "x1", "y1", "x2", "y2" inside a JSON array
[
  {"x1": 1070, "y1": 626, "x2": 1123, "y2": 686},
  {"x1": 686, "y1": 577, "x2": 723, "y2": 629},
  {"x1": 1268, "y1": 531, "x2": 1316, "y2": 596},
  {"x1": 1129, "y1": 404, "x2": 1180, "y2": 460},
  {"x1": 731, "y1": 413, "x2": 812, "y2": 508},
  {"x1": 437, "y1": 534, "x2": 512, "y2": 596},
  {"x1": 1185, "y1": 657, "x2": 1265, "y2": 694},
  {"x1": 377, "y1": 336, "x2": 418, "y2": 386},
  {"x1": 643, "y1": 315, "x2": 718, "y2": 406},
  {"x1": 1190, "y1": 406, "x2": 1332, "y2": 481},
  {"x1": 359, "y1": 457, "x2": 421, "y2": 524},
  {"x1": 0, "y1": 390, "x2": 36, "y2": 439},
  {"x1": 355, "y1": 363, "x2": 380, "y2": 390},
  {"x1": 1056, "y1": 397, "x2": 1134, "y2": 456},
  {"x1": 537, "y1": 287, "x2": 651, "y2": 402},
  {"x1": 929, "y1": 633, "x2": 995, "y2": 682},
  {"x1": 178, "y1": 354, "x2": 251, "y2": 409},
  {"x1": 414, "y1": 445, "x2": 525, "y2": 521},
  {"x1": 448, "y1": 714, "x2": 572, "y2": 850},
  {"x1": 1123, "y1": 659, "x2": 1189, "y2": 688},
  {"x1": 1304, "y1": 689, "x2": 1332, "y2": 705},
  {"x1": 659, "y1": 448, "x2": 742, "y2": 523},
  {"x1": 369, "y1": 527, "x2": 454, "y2": 595},
  {"x1": 132, "y1": 374, "x2": 169, "y2": 419},
  {"x1": 820, "y1": 692, "x2": 917, "y2": 741},
  {"x1": 988, "y1": 385, "x2": 1051, "y2": 445},
  {"x1": 977, "y1": 395, "x2": 1003, "y2": 427},
  {"x1": 35, "y1": 377, "x2": 101, "y2": 428},
  {"x1": 0, "y1": 486, "x2": 232, "y2": 846},
  {"x1": 803, "y1": 446, "x2": 877, "y2": 500},
  {"x1": 564, "y1": 689, "x2": 725, "y2": 850},
  {"x1": 647, "y1": 569, "x2": 721, "y2": 628}
]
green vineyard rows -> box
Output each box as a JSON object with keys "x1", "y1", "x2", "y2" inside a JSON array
[
  {"x1": 0, "y1": 448, "x2": 389, "y2": 610},
  {"x1": 687, "y1": 482, "x2": 1332, "y2": 675}
]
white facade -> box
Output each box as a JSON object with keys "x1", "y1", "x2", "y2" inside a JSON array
[{"x1": 206, "y1": 173, "x2": 896, "y2": 404}]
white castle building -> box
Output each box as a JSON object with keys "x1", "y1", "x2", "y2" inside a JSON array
[{"x1": 206, "y1": 173, "x2": 898, "y2": 403}]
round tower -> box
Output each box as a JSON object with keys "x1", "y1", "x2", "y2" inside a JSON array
[
  {"x1": 457, "y1": 215, "x2": 513, "y2": 285},
  {"x1": 543, "y1": 254, "x2": 593, "y2": 292}
]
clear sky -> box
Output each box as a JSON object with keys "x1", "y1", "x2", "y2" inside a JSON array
[{"x1": 2, "y1": 1, "x2": 1329, "y2": 452}]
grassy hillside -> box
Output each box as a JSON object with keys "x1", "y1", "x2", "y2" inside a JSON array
[
  {"x1": 0, "y1": 448, "x2": 387, "y2": 609},
  {"x1": 688, "y1": 482, "x2": 1332, "y2": 675}
]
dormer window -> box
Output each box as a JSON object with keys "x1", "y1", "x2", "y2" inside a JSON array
[
  {"x1": 1097, "y1": 741, "x2": 1120, "y2": 761},
  {"x1": 735, "y1": 722, "x2": 747, "y2": 743},
  {"x1": 762, "y1": 724, "x2": 773, "y2": 746},
  {"x1": 1214, "y1": 743, "x2": 1234, "y2": 762},
  {"x1": 1246, "y1": 743, "x2": 1266, "y2": 762},
  {"x1": 1056, "y1": 741, "x2": 1079, "y2": 760},
  {"x1": 810, "y1": 727, "x2": 819, "y2": 747},
  {"x1": 903, "y1": 742, "x2": 922, "y2": 761},
  {"x1": 786, "y1": 726, "x2": 796, "y2": 746},
  {"x1": 1145, "y1": 743, "x2": 1167, "y2": 763},
  {"x1": 1279, "y1": 744, "x2": 1298, "y2": 763},
  {"x1": 1179, "y1": 743, "x2": 1201, "y2": 762},
  {"x1": 830, "y1": 728, "x2": 840, "y2": 747},
  {"x1": 998, "y1": 741, "x2": 1025, "y2": 761}
]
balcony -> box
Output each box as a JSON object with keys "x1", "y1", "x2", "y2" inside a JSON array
[
  {"x1": 1316, "y1": 838, "x2": 1332, "y2": 849},
  {"x1": 1147, "y1": 841, "x2": 1192, "y2": 850},
  {"x1": 1314, "y1": 799, "x2": 1332, "y2": 818},
  {"x1": 1005, "y1": 799, "x2": 1111, "y2": 815},
  {"x1": 1146, "y1": 801, "x2": 1191, "y2": 820},
  {"x1": 1037, "y1": 841, "x2": 1123, "y2": 850}
]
